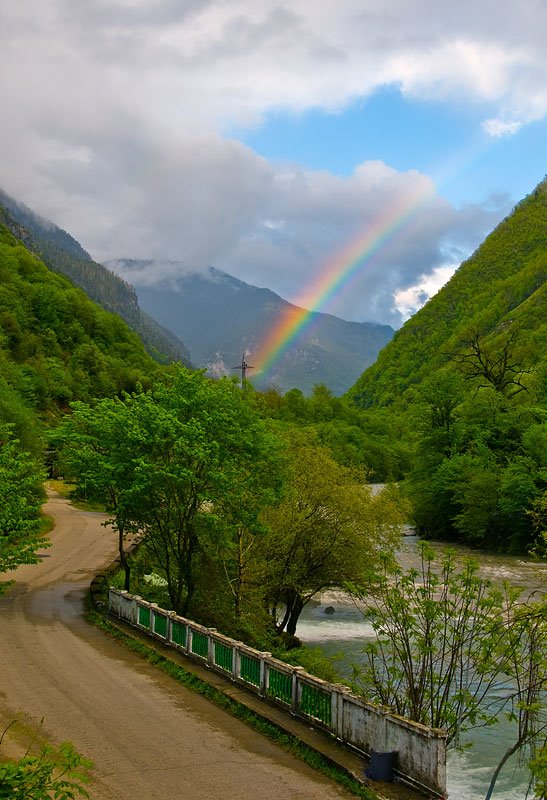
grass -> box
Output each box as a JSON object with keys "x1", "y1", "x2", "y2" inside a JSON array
[
  {"x1": 86, "y1": 607, "x2": 378, "y2": 800},
  {"x1": 38, "y1": 514, "x2": 55, "y2": 536},
  {"x1": 46, "y1": 480, "x2": 106, "y2": 512}
]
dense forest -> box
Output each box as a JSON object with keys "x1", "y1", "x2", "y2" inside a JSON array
[
  {"x1": 346, "y1": 179, "x2": 547, "y2": 553},
  {"x1": 0, "y1": 221, "x2": 162, "y2": 449}
]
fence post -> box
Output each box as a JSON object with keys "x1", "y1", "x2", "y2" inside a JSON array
[
  {"x1": 291, "y1": 666, "x2": 305, "y2": 714},
  {"x1": 233, "y1": 643, "x2": 242, "y2": 681},
  {"x1": 166, "y1": 611, "x2": 176, "y2": 644},
  {"x1": 208, "y1": 629, "x2": 217, "y2": 667},
  {"x1": 259, "y1": 653, "x2": 271, "y2": 696},
  {"x1": 333, "y1": 684, "x2": 350, "y2": 739}
]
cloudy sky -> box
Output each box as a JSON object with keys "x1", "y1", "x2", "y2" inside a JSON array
[{"x1": 1, "y1": 0, "x2": 545, "y2": 327}]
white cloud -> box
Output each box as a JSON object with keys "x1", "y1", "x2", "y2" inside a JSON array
[
  {"x1": 482, "y1": 118, "x2": 523, "y2": 137},
  {"x1": 394, "y1": 265, "x2": 458, "y2": 320},
  {"x1": 0, "y1": 0, "x2": 538, "y2": 324}
]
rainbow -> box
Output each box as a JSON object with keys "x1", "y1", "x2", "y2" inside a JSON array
[{"x1": 253, "y1": 179, "x2": 435, "y2": 378}]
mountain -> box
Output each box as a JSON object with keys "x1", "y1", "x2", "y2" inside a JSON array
[
  {"x1": 0, "y1": 189, "x2": 192, "y2": 367},
  {"x1": 106, "y1": 261, "x2": 394, "y2": 395},
  {"x1": 0, "y1": 218, "x2": 163, "y2": 455},
  {"x1": 348, "y1": 178, "x2": 547, "y2": 407}
]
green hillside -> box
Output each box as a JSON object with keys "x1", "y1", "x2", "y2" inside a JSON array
[
  {"x1": 0, "y1": 220, "x2": 161, "y2": 449},
  {"x1": 0, "y1": 190, "x2": 192, "y2": 367},
  {"x1": 349, "y1": 179, "x2": 547, "y2": 407},
  {"x1": 347, "y1": 179, "x2": 546, "y2": 554}
]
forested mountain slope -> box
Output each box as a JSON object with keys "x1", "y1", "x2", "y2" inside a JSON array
[
  {"x1": 0, "y1": 220, "x2": 161, "y2": 450},
  {"x1": 349, "y1": 179, "x2": 547, "y2": 407},
  {"x1": 0, "y1": 190, "x2": 192, "y2": 367},
  {"x1": 347, "y1": 179, "x2": 546, "y2": 554}
]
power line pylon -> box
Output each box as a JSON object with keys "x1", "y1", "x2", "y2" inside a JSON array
[{"x1": 233, "y1": 353, "x2": 254, "y2": 389}]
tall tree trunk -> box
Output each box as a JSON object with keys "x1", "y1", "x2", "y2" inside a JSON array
[
  {"x1": 285, "y1": 591, "x2": 305, "y2": 636},
  {"x1": 118, "y1": 522, "x2": 130, "y2": 591}
]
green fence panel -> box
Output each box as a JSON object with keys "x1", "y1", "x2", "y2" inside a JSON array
[
  {"x1": 214, "y1": 641, "x2": 234, "y2": 673},
  {"x1": 191, "y1": 629, "x2": 208, "y2": 658},
  {"x1": 153, "y1": 613, "x2": 167, "y2": 637},
  {"x1": 239, "y1": 653, "x2": 261, "y2": 687},
  {"x1": 138, "y1": 605, "x2": 150, "y2": 628},
  {"x1": 300, "y1": 683, "x2": 332, "y2": 726},
  {"x1": 171, "y1": 620, "x2": 187, "y2": 648},
  {"x1": 267, "y1": 668, "x2": 292, "y2": 704}
]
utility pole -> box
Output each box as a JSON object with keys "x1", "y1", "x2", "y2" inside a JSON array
[{"x1": 233, "y1": 353, "x2": 254, "y2": 390}]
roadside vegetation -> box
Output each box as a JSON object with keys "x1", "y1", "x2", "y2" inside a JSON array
[{"x1": 0, "y1": 722, "x2": 92, "y2": 800}]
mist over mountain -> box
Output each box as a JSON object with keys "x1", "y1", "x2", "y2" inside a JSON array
[{"x1": 107, "y1": 260, "x2": 394, "y2": 395}]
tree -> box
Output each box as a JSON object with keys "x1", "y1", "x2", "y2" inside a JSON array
[
  {"x1": 350, "y1": 546, "x2": 547, "y2": 795},
  {"x1": 54, "y1": 399, "x2": 138, "y2": 590},
  {"x1": 0, "y1": 423, "x2": 47, "y2": 592},
  {"x1": 417, "y1": 371, "x2": 464, "y2": 457},
  {"x1": 528, "y1": 491, "x2": 547, "y2": 559},
  {"x1": 450, "y1": 331, "x2": 531, "y2": 397},
  {"x1": 57, "y1": 368, "x2": 284, "y2": 615},
  {"x1": 484, "y1": 598, "x2": 547, "y2": 799},
  {"x1": 259, "y1": 431, "x2": 405, "y2": 636}
]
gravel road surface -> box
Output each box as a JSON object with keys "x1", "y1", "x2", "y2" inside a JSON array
[{"x1": 0, "y1": 490, "x2": 355, "y2": 799}]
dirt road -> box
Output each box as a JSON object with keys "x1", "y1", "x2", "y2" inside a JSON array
[{"x1": 0, "y1": 491, "x2": 355, "y2": 799}]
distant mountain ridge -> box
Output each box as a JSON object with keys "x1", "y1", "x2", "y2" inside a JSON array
[
  {"x1": 107, "y1": 260, "x2": 394, "y2": 395},
  {"x1": 348, "y1": 178, "x2": 547, "y2": 406},
  {"x1": 0, "y1": 189, "x2": 192, "y2": 367}
]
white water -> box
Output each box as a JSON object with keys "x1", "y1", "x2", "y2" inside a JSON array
[{"x1": 295, "y1": 535, "x2": 546, "y2": 800}]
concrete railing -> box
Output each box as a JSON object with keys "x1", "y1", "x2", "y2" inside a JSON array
[{"x1": 108, "y1": 588, "x2": 447, "y2": 797}]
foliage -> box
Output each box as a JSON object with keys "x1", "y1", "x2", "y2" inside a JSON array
[
  {"x1": 350, "y1": 546, "x2": 520, "y2": 742},
  {"x1": 0, "y1": 423, "x2": 47, "y2": 590},
  {"x1": 0, "y1": 734, "x2": 91, "y2": 800},
  {"x1": 406, "y1": 381, "x2": 546, "y2": 551},
  {"x1": 349, "y1": 179, "x2": 547, "y2": 409},
  {"x1": 0, "y1": 220, "x2": 160, "y2": 427},
  {"x1": 529, "y1": 741, "x2": 547, "y2": 799},
  {"x1": 0, "y1": 192, "x2": 191, "y2": 366},
  {"x1": 349, "y1": 544, "x2": 547, "y2": 796},
  {"x1": 255, "y1": 383, "x2": 412, "y2": 481},
  {"x1": 56, "y1": 367, "x2": 284, "y2": 616},
  {"x1": 259, "y1": 430, "x2": 406, "y2": 635},
  {"x1": 345, "y1": 180, "x2": 547, "y2": 553}
]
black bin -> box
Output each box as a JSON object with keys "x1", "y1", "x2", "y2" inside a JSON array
[{"x1": 365, "y1": 750, "x2": 397, "y2": 782}]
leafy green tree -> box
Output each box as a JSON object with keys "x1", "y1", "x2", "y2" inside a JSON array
[
  {"x1": 350, "y1": 546, "x2": 516, "y2": 740},
  {"x1": 529, "y1": 741, "x2": 547, "y2": 800},
  {"x1": 350, "y1": 544, "x2": 547, "y2": 796},
  {"x1": 259, "y1": 431, "x2": 405, "y2": 635},
  {"x1": 54, "y1": 399, "x2": 138, "y2": 589},
  {"x1": 417, "y1": 371, "x2": 464, "y2": 457},
  {"x1": 528, "y1": 491, "x2": 547, "y2": 558},
  {"x1": 484, "y1": 598, "x2": 547, "y2": 799},
  {"x1": 0, "y1": 423, "x2": 46, "y2": 591},
  {"x1": 57, "y1": 368, "x2": 284, "y2": 615}
]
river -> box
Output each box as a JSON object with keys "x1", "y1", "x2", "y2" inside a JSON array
[{"x1": 295, "y1": 534, "x2": 547, "y2": 800}]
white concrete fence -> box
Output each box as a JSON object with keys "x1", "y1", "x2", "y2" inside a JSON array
[{"x1": 108, "y1": 588, "x2": 447, "y2": 798}]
